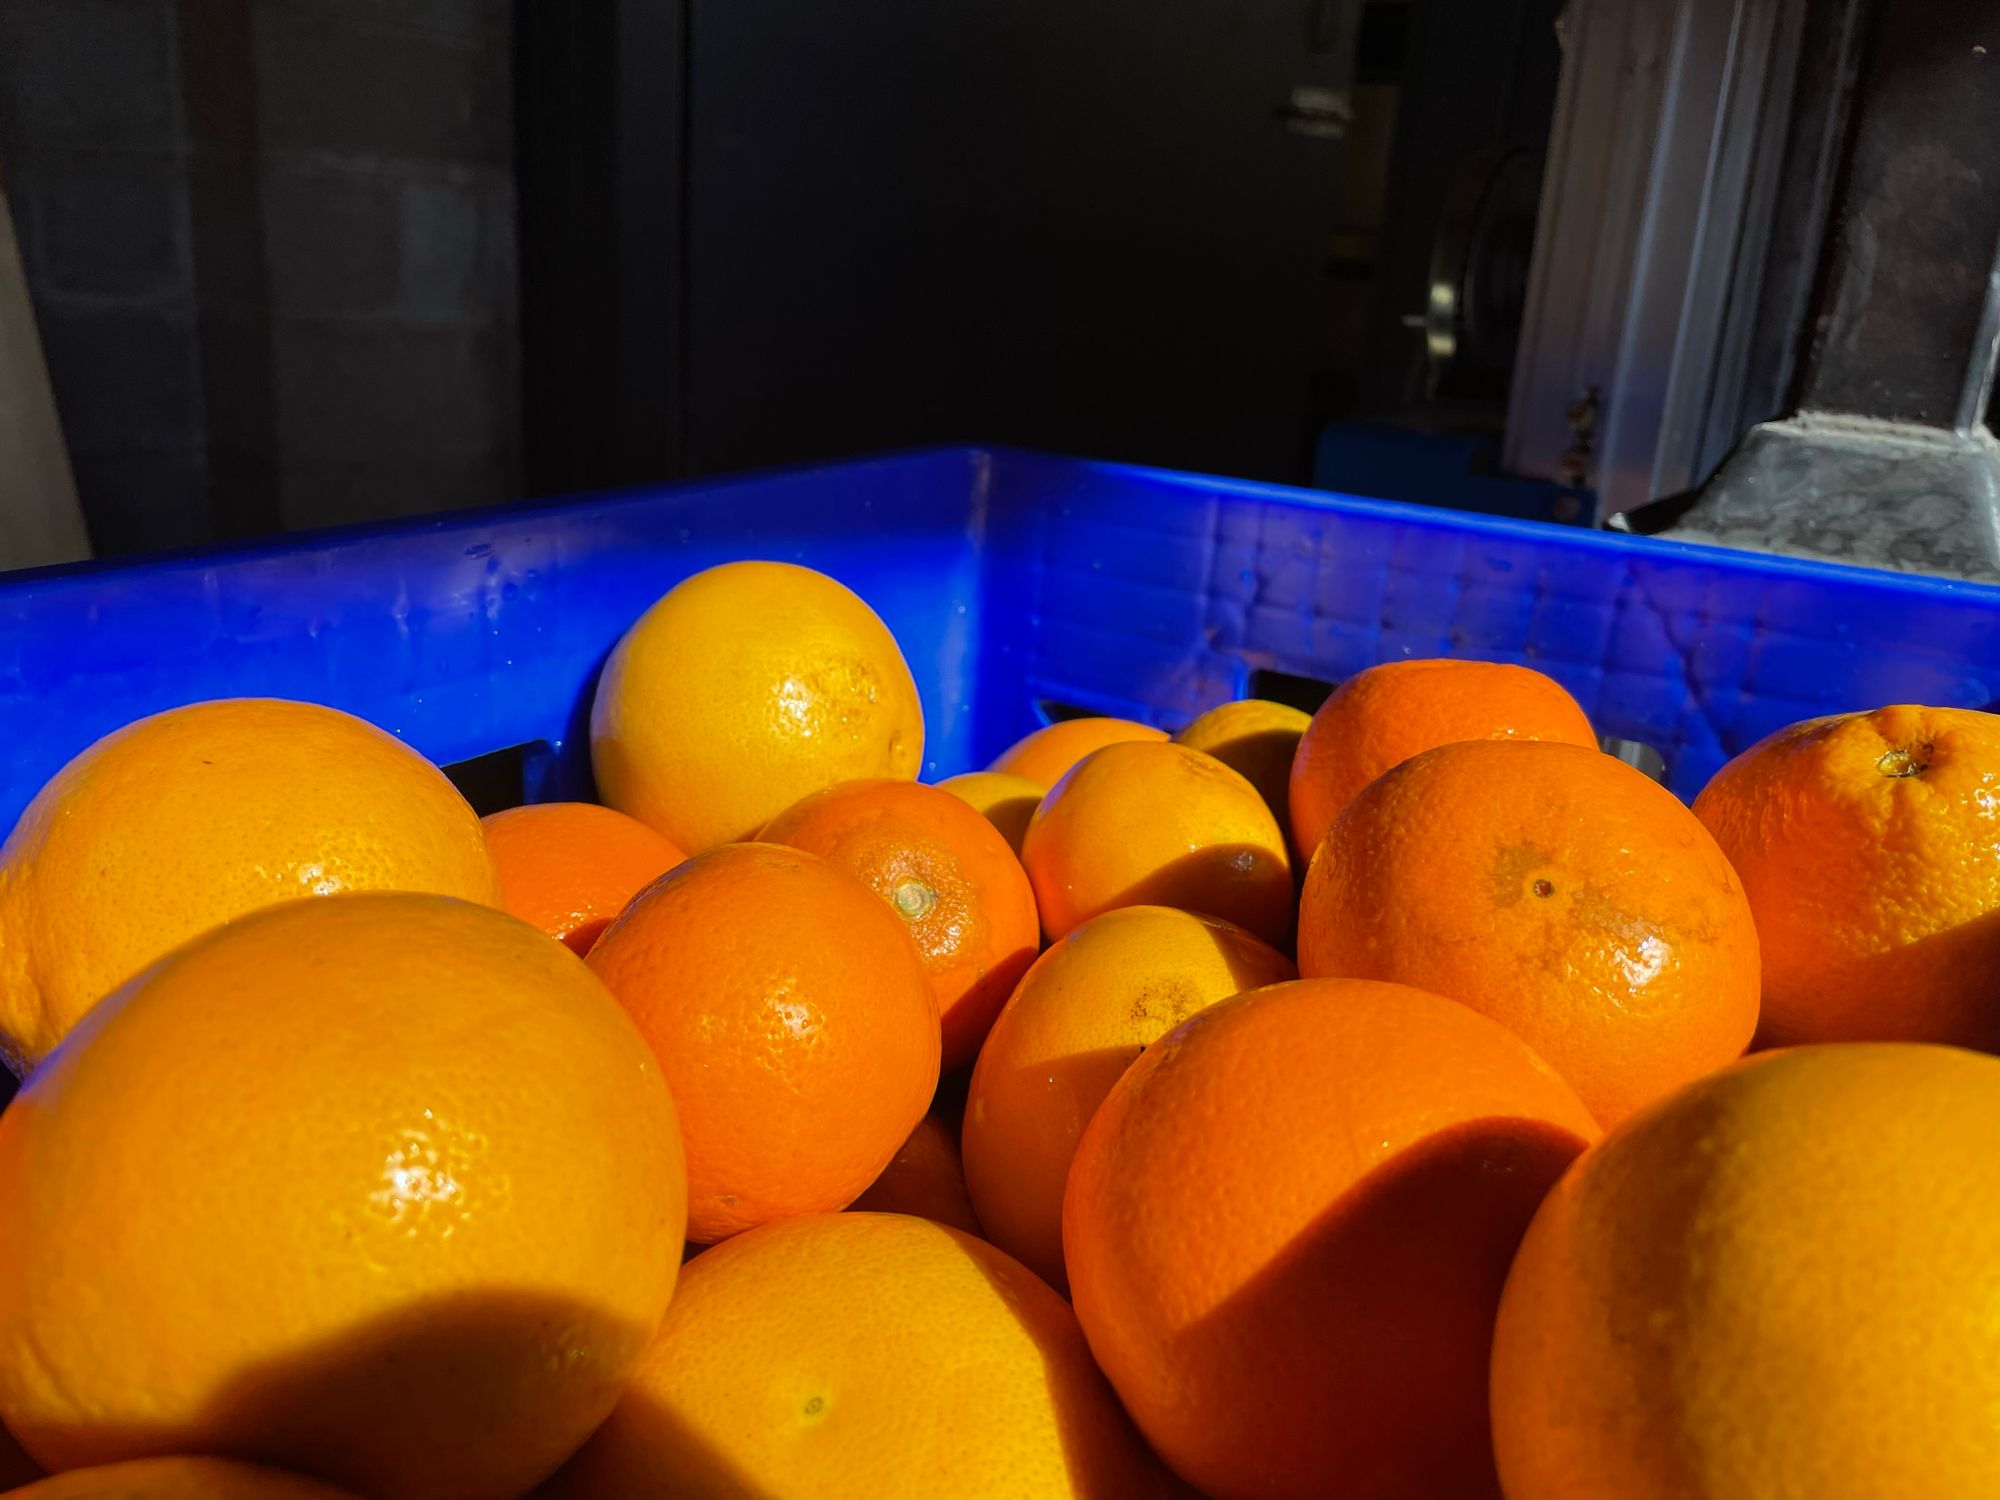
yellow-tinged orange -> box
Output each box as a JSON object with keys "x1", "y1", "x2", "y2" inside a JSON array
[
  {"x1": 934, "y1": 771, "x2": 1043, "y2": 855},
  {"x1": 587, "y1": 842, "x2": 939, "y2": 1243},
  {"x1": 590, "y1": 562, "x2": 924, "y2": 852},
  {"x1": 540, "y1": 1213, "x2": 1183, "y2": 1500},
  {"x1": 4, "y1": 1457, "x2": 361, "y2": 1498},
  {"x1": 1174, "y1": 699, "x2": 1311, "y2": 836},
  {"x1": 0, "y1": 699, "x2": 498, "y2": 1074},
  {"x1": 1299, "y1": 740, "x2": 1759, "y2": 1125},
  {"x1": 962, "y1": 905, "x2": 1295, "y2": 1290},
  {"x1": 0, "y1": 895, "x2": 686, "y2": 1500},
  {"x1": 1288, "y1": 658, "x2": 1596, "y2": 859},
  {"x1": 989, "y1": 717, "x2": 1166, "y2": 789},
  {"x1": 1493, "y1": 1043, "x2": 2000, "y2": 1500},
  {"x1": 1021, "y1": 741, "x2": 1292, "y2": 945},
  {"x1": 762, "y1": 778, "x2": 1038, "y2": 1069},
  {"x1": 1693, "y1": 704, "x2": 2000, "y2": 1048},
  {"x1": 848, "y1": 1113, "x2": 982, "y2": 1236},
  {"x1": 1065, "y1": 979, "x2": 1598, "y2": 1500},
  {"x1": 481, "y1": 801, "x2": 684, "y2": 954}
]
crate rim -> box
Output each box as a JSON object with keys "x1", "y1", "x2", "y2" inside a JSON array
[{"x1": 11, "y1": 444, "x2": 1999, "y2": 610}]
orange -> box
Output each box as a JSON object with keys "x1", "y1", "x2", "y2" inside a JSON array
[
  {"x1": 4, "y1": 1457, "x2": 361, "y2": 1498},
  {"x1": 539, "y1": 1213, "x2": 1182, "y2": 1500},
  {"x1": 1064, "y1": 979, "x2": 1597, "y2": 1500},
  {"x1": 1288, "y1": 658, "x2": 1596, "y2": 860},
  {"x1": 1021, "y1": 741, "x2": 1292, "y2": 945},
  {"x1": 1693, "y1": 705, "x2": 2000, "y2": 1048},
  {"x1": 934, "y1": 771, "x2": 1042, "y2": 855},
  {"x1": 1492, "y1": 1043, "x2": 2000, "y2": 1500},
  {"x1": 0, "y1": 895, "x2": 685, "y2": 1500},
  {"x1": 848, "y1": 1113, "x2": 982, "y2": 1236},
  {"x1": 1174, "y1": 699, "x2": 1311, "y2": 837},
  {"x1": 0, "y1": 699, "x2": 499, "y2": 1075},
  {"x1": 589, "y1": 561, "x2": 924, "y2": 853},
  {"x1": 762, "y1": 778, "x2": 1038, "y2": 1069},
  {"x1": 1299, "y1": 740, "x2": 1759, "y2": 1125},
  {"x1": 481, "y1": 801, "x2": 684, "y2": 954},
  {"x1": 587, "y1": 842, "x2": 939, "y2": 1243},
  {"x1": 988, "y1": 716, "x2": 1166, "y2": 788},
  {"x1": 962, "y1": 905, "x2": 1295, "y2": 1291}
]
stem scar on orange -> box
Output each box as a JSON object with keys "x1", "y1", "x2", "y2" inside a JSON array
[
  {"x1": 1299, "y1": 739, "x2": 1759, "y2": 1126},
  {"x1": 762, "y1": 778, "x2": 1038, "y2": 1071},
  {"x1": 1693, "y1": 704, "x2": 2000, "y2": 1048}
]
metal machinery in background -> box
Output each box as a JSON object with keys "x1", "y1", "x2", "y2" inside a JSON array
[{"x1": 1502, "y1": 0, "x2": 2000, "y2": 580}]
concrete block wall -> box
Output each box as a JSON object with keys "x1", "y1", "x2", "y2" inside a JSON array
[
  {"x1": 0, "y1": 0, "x2": 521, "y2": 554},
  {"x1": 254, "y1": 0, "x2": 519, "y2": 532},
  {"x1": 0, "y1": 0, "x2": 210, "y2": 554}
]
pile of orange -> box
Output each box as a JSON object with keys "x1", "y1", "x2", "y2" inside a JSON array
[{"x1": 2, "y1": 556, "x2": 1998, "y2": 1499}]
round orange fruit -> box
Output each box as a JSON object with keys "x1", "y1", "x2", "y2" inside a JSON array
[
  {"x1": 847, "y1": 1113, "x2": 982, "y2": 1236},
  {"x1": 1299, "y1": 740, "x2": 1759, "y2": 1125},
  {"x1": 1288, "y1": 659, "x2": 1595, "y2": 860},
  {"x1": 0, "y1": 895, "x2": 686, "y2": 1500},
  {"x1": 0, "y1": 699, "x2": 499, "y2": 1075},
  {"x1": 988, "y1": 717, "x2": 1166, "y2": 788},
  {"x1": 481, "y1": 801, "x2": 684, "y2": 954},
  {"x1": 1021, "y1": 741, "x2": 1292, "y2": 945},
  {"x1": 4, "y1": 1457, "x2": 361, "y2": 1499},
  {"x1": 1492, "y1": 1043, "x2": 2000, "y2": 1500},
  {"x1": 962, "y1": 905, "x2": 1294, "y2": 1290},
  {"x1": 934, "y1": 771, "x2": 1042, "y2": 855},
  {"x1": 762, "y1": 778, "x2": 1038, "y2": 1069},
  {"x1": 587, "y1": 842, "x2": 939, "y2": 1243},
  {"x1": 1693, "y1": 704, "x2": 2000, "y2": 1047},
  {"x1": 590, "y1": 562, "x2": 925, "y2": 853},
  {"x1": 1065, "y1": 978, "x2": 1598, "y2": 1500},
  {"x1": 540, "y1": 1213, "x2": 1182, "y2": 1500},
  {"x1": 1174, "y1": 699, "x2": 1311, "y2": 837}
]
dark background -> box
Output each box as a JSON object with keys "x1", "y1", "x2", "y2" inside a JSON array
[{"x1": 1, "y1": 0, "x2": 1564, "y2": 557}]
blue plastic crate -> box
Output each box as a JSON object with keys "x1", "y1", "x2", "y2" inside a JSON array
[{"x1": 1, "y1": 445, "x2": 1997, "y2": 839}]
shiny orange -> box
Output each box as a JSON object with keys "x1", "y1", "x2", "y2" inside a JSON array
[
  {"x1": 541, "y1": 1213, "x2": 1182, "y2": 1499},
  {"x1": 588, "y1": 842, "x2": 940, "y2": 1242},
  {"x1": 0, "y1": 699, "x2": 499, "y2": 1074},
  {"x1": 1174, "y1": 699, "x2": 1311, "y2": 838},
  {"x1": 963, "y1": 905, "x2": 1295, "y2": 1290},
  {"x1": 763, "y1": 778, "x2": 1037, "y2": 1069},
  {"x1": 1493, "y1": 1044, "x2": 2000, "y2": 1500},
  {"x1": 1299, "y1": 740, "x2": 1759, "y2": 1125},
  {"x1": 1693, "y1": 704, "x2": 2000, "y2": 1048},
  {"x1": 988, "y1": 717, "x2": 1166, "y2": 789},
  {"x1": 590, "y1": 562, "x2": 925, "y2": 853},
  {"x1": 1065, "y1": 979, "x2": 1597, "y2": 1500},
  {"x1": 481, "y1": 801, "x2": 685, "y2": 954},
  {"x1": 934, "y1": 771, "x2": 1043, "y2": 855},
  {"x1": 1021, "y1": 741, "x2": 1292, "y2": 945},
  {"x1": 1288, "y1": 659, "x2": 1596, "y2": 860},
  {"x1": 4, "y1": 1457, "x2": 361, "y2": 1498},
  {"x1": 847, "y1": 1113, "x2": 982, "y2": 1236},
  {"x1": 0, "y1": 895, "x2": 686, "y2": 1500}
]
